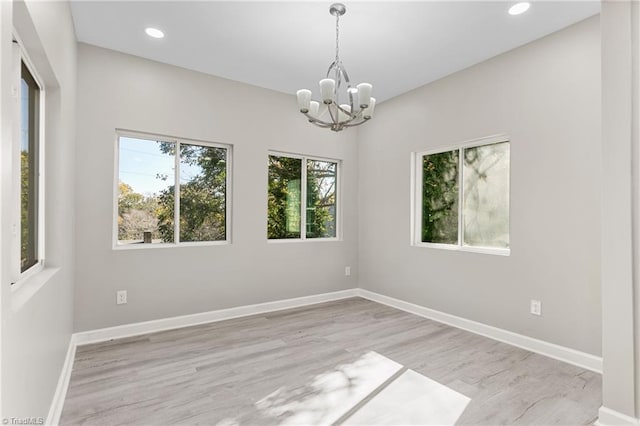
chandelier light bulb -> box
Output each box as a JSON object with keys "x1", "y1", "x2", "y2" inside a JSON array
[
  {"x1": 309, "y1": 101, "x2": 320, "y2": 118},
  {"x1": 296, "y1": 89, "x2": 312, "y2": 113},
  {"x1": 319, "y1": 79, "x2": 336, "y2": 104},
  {"x1": 338, "y1": 104, "x2": 351, "y2": 122},
  {"x1": 296, "y1": 3, "x2": 374, "y2": 131},
  {"x1": 363, "y1": 97, "x2": 376, "y2": 120},
  {"x1": 357, "y1": 83, "x2": 372, "y2": 108}
]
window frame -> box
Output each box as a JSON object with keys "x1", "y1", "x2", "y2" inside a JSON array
[
  {"x1": 267, "y1": 151, "x2": 342, "y2": 243},
  {"x1": 412, "y1": 134, "x2": 510, "y2": 256},
  {"x1": 113, "y1": 129, "x2": 233, "y2": 250},
  {"x1": 11, "y1": 38, "x2": 46, "y2": 286}
]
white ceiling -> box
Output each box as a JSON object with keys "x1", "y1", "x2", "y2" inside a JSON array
[{"x1": 70, "y1": 1, "x2": 600, "y2": 103}]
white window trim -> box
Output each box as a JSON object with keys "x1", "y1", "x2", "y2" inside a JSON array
[
  {"x1": 113, "y1": 129, "x2": 233, "y2": 250},
  {"x1": 267, "y1": 150, "x2": 342, "y2": 242},
  {"x1": 412, "y1": 134, "x2": 510, "y2": 256},
  {"x1": 10, "y1": 34, "x2": 46, "y2": 289}
]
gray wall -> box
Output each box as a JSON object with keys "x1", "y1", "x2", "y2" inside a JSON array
[
  {"x1": 75, "y1": 17, "x2": 603, "y2": 357},
  {"x1": 74, "y1": 44, "x2": 359, "y2": 332},
  {"x1": 600, "y1": 1, "x2": 639, "y2": 419},
  {"x1": 357, "y1": 17, "x2": 602, "y2": 356},
  {"x1": 0, "y1": 0, "x2": 76, "y2": 419}
]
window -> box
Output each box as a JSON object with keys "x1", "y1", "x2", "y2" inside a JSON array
[
  {"x1": 414, "y1": 136, "x2": 510, "y2": 255},
  {"x1": 19, "y1": 60, "x2": 42, "y2": 273},
  {"x1": 268, "y1": 153, "x2": 339, "y2": 240},
  {"x1": 115, "y1": 132, "x2": 231, "y2": 247}
]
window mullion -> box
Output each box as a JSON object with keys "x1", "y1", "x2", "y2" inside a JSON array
[
  {"x1": 225, "y1": 147, "x2": 231, "y2": 242},
  {"x1": 414, "y1": 154, "x2": 422, "y2": 245},
  {"x1": 174, "y1": 141, "x2": 181, "y2": 244},
  {"x1": 458, "y1": 148, "x2": 464, "y2": 247},
  {"x1": 301, "y1": 157, "x2": 307, "y2": 240},
  {"x1": 37, "y1": 71, "x2": 45, "y2": 265},
  {"x1": 29, "y1": 68, "x2": 40, "y2": 267}
]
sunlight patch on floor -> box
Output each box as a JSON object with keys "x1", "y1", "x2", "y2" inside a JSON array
[
  {"x1": 255, "y1": 351, "x2": 403, "y2": 425},
  {"x1": 343, "y1": 369, "x2": 471, "y2": 425},
  {"x1": 243, "y1": 351, "x2": 471, "y2": 425}
]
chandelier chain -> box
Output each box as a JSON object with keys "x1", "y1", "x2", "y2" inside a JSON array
[{"x1": 335, "y1": 13, "x2": 340, "y2": 64}]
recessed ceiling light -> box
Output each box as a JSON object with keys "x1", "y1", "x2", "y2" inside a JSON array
[
  {"x1": 145, "y1": 27, "x2": 165, "y2": 39},
  {"x1": 508, "y1": 2, "x2": 530, "y2": 15}
]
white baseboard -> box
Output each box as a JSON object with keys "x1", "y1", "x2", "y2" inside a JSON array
[
  {"x1": 597, "y1": 406, "x2": 640, "y2": 426},
  {"x1": 74, "y1": 288, "x2": 359, "y2": 345},
  {"x1": 356, "y1": 289, "x2": 603, "y2": 373},
  {"x1": 50, "y1": 287, "x2": 604, "y2": 425},
  {"x1": 45, "y1": 334, "x2": 78, "y2": 426},
  {"x1": 46, "y1": 288, "x2": 358, "y2": 425}
]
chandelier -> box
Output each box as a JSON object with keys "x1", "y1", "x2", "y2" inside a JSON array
[{"x1": 296, "y1": 3, "x2": 375, "y2": 132}]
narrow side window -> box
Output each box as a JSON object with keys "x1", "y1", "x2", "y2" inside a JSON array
[{"x1": 20, "y1": 61, "x2": 41, "y2": 272}]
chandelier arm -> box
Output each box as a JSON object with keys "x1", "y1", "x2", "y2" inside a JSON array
[
  {"x1": 326, "y1": 102, "x2": 339, "y2": 124},
  {"x1": 339, "y1": 63, "x2": 350, "y2": 84},
  {"x1": 311, "y1": 121, "x2": 334, "y2": 129},
  {"x1": 302, "y1": 113, "x2": 333, "y2": 127},
  {"x1": 338, "y1": 110, "x2": 371, "y2": 126},
  {"x1": 335, "y1": 65, "x2": 341, "y2": 106},
  {"x1": 326, "y1": 60, "x2": 338, "y2": 78},
  {"x1": 343, "y1": 118, "x2": 371, "y2": 128},
  {"x1": 335, "y1": 103, "x2": 357, "y2": 120},
  {"x1": 338, "y1": 63, "x2": 356, "y2": 109}
]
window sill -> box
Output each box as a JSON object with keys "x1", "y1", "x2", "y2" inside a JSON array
[
  {"x1": 113, "y1": 241, "x2": 230, "y2": 250},
  {"x1": 268, "y1": 238, "x2": 342, "y2": 244},
  {"x1": 11, "y1": 266, "x2": 61, "y2": 312},
  {"x1": 413, "y1": 243, "x2": 510, "y2": 257}
]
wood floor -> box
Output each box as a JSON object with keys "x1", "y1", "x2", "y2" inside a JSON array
[{"x1": 60, "y1": 298, "x2": 601, "y2": 425}]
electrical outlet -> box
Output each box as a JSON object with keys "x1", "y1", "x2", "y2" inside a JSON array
[
  {"x1": 345, "y1": 266, "x2": 351, "y2": 276},
  {"x1": 116, "y1": 290, "x2": 127, "y2": 305},
  {"x1": 530, "y1": 299, "x2": 541, "y2": 316}
]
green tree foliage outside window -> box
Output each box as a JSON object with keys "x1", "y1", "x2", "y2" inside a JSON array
[
  {"x1": 268, "y1": 156, "x2": 302, "y2": 239},
  {"x1": 117, "y1": 181, "x2": 162, "y2": 242},
  {"x1": 422, "y1": 150, "x2": 459, "y2": 244},
  {"x1": 268, "y1": 155, "x2": 338, "y2": 239},
  {"x1": 420, "y1": 141, "x2": 510, "y2": 249},
  {"x1": 117, "y1": 136, "x2": 228, "y2": 245},
  {"x1": 306, "y1": 160, "x2": 337, "y2": 238},
  {"x1": 177, "y1": 143, "x2": 227, "y2": 242}
]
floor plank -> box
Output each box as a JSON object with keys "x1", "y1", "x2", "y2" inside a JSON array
[{"x1": 60, "y1": 298, "x2": 601, "y2": 425}]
